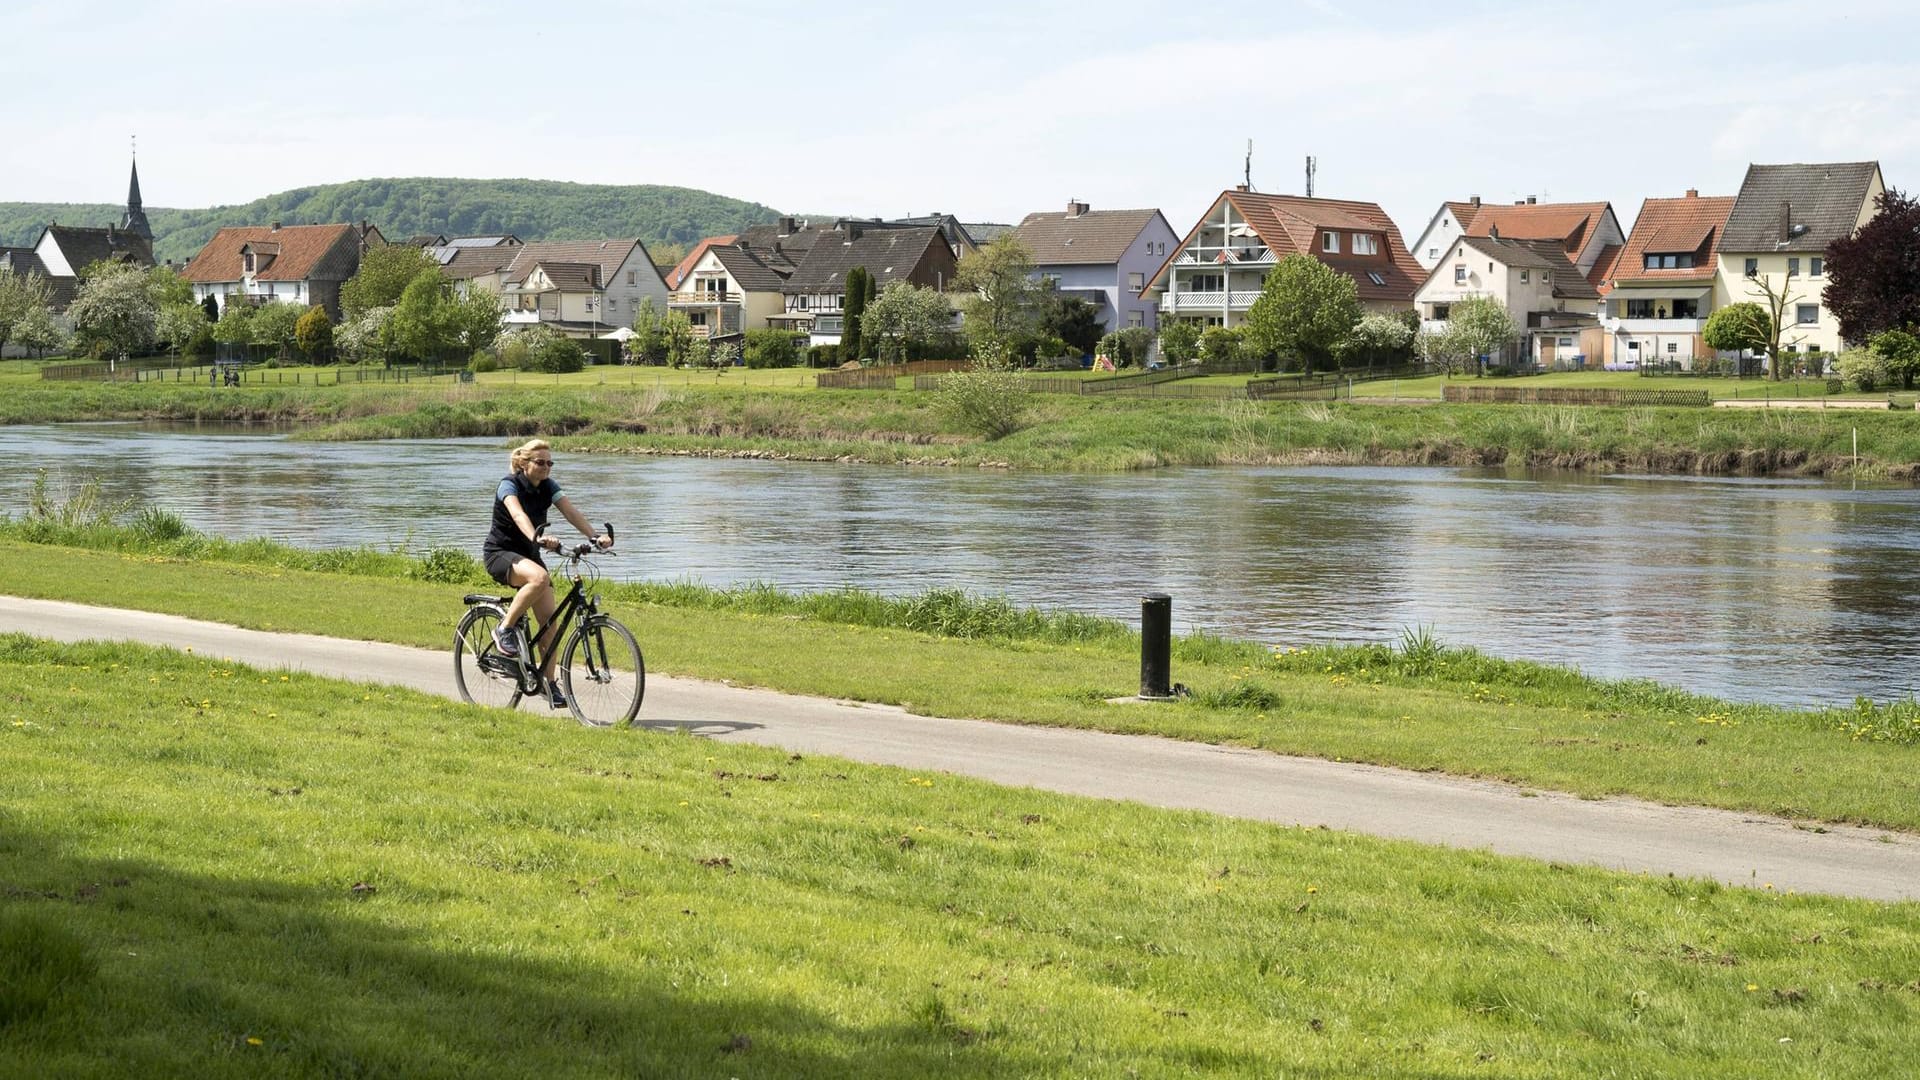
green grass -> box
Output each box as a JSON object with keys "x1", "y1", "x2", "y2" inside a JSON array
[
  {"x1": 2, "y1": 633, "x2": 1917, "y2": 1077},
  {"x1": 3, "y1": 500, "x2": 1920, "y2": 833}
]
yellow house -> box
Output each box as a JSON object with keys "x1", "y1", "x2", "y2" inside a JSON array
[{"x1": 1714, "y1": 162, "x2": 1885, "y2": 361}]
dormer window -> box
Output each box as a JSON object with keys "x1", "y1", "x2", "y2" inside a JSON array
[
  {"x1": 1366, "y1": 271, "x2": 1386, "y2": 286},
  {"x1": 1643, "y1": 253, "x2": 1695, "y2": 269},
  {"x1": 243, "y1": 252, "x2": 254, "y2": 273},
  {"x1": 1321, "y1": 231, "x2": 1340, "y2": 253},
  {"x1": 1351, "y1": 233, "x2": 1378, "y2": 256}
]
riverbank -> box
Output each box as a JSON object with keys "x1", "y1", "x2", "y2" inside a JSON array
[
  {"x1": 7, "y1": 379, "x2": 1920, "y2": 476},
  {"x1": 1, "y1": 511, "x2": 1915, "y2": 832}
]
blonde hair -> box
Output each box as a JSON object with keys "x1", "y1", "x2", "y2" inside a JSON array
[{"x1": 509, "y1": 439, "x2": 551, "y2": 475}]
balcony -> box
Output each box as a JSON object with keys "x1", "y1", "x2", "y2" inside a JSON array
[
  {"x1": 1162, "y1": 290, "x2": 1263, "y2": 310},
  {"x1": 1175, "y1": 246, "x2": 1274, "y2": 265},
  {"x1": 669, "y1": 290, "x2": 740, "y2": 307},
  {"x1": 1602, "y1": 316, "x2": 1707, "y2": 334}
]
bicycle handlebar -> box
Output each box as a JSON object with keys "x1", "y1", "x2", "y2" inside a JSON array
[{"x1": 534, "y1": 522, "x2": 619, "y2": 560}]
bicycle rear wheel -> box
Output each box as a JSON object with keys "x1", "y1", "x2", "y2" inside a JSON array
[
  {"x1": 454, "y1": 606, "x2": 524, "y2": 710},
  {"x1": 559, "y1": 615, "x2": 644, "y2": 727}
]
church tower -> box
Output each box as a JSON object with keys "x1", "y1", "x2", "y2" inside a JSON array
[{"x1": 121, "y1": 154, "x2": 153, "y2": 243}]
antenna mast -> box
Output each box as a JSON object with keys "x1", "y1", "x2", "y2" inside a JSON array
[
  {"x1": 1244, "y1": 140, "x2": 1253, "y2": 190},
  {"x1": 1305, "y1": 155, "x2": 1316, "y2": 198}
]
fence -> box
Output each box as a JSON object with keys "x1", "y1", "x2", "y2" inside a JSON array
[
  {"x1": 1443, "y1": 385, "x2": 1711, "y2": 407},
  {"x1": 815, "y1": 359, "x2": 972, "y2": 390}
]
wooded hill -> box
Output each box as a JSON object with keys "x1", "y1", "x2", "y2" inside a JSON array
[{"x1": 0, "y1": 177, "x2": 787, "y2": 264}]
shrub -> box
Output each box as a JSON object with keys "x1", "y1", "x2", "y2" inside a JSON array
[
  {"x1": 469, "y1": 350, "x2": 499, "y2": 373},
  {"x1": 744, "y1": 328, "x2": 804, "y2": 369},
  {"x1": 1159, "y1": 320, "x2": 1202, "y2": 364},
  {"x1": 936, "y1": 365, "x2": 1030, "y2": 439},
  {"x1": 808, "y1": 344, "x2": 844, "y2": 368},
  {"x1": 1199, "y1": 326, "x2": 1244, "y2": 366},
  {"x1": 528, "y1": 335, "x2": 586, "y2": 373},
  {"x1": 1835, "y1": 349, "x2": 1887, "y2": 392}
]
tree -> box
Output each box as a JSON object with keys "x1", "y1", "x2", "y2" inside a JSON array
[
  {"x1": 294, "y1": 305, "x2": 334, "y2": 361},
  {"x1": 861, "y1": 281, "x2": 955, "y2": 362},
  {"x1": 0, "y1": 269, "x2": 54, "y2": 357},
  {"x1": 146, "y1": 265, "x2": 192, "y2": 310},
  {"x1": 1342, "y1": 312, "x2": 1416, "y2": 368},
  {"x1": 201, "y1": 291, "x2": 220, "y2": 324},
  {"x1": 742, "y1": 328, "x2": 805, "y2": 368},
  {"x1": 1199, "y1": 326, "x2": 1244, "y2": 367},
  {"x1": 211, "y1": 300, "x2": 255, "y2": 346},
  {"x1": 629, "y1": 297, "x2": 670, "y2": 365},
  {"x1": 842, "y1": 266, "x2": 875, "y2": 360},
  {"x1": 1159, "y1": 320, "x2": 1202, "y2": 365},
  {"x1": 1701, "y1": 301, "x2": 1772, "y2": 363},
  {"x1": 1871, "y1": 328, "x2": 1920, "y2": 389},
  {"x1": 450, "y1": 286, "x2": 503, "y2": 354},
  {"x1": 66, "y1": 262, "x2": 158, "y2": 360},
  {"x1": 1438, "y1": 295, "x2": 1516, "y2": 373},
  {"x1": 1823, "y1": 187, "x2": 1920, "y2": 345},
  {"x1": 13, "y1": 303, "x2": 62, "y2": 357},
  {"x1": 661, "y1": 308, "x2": 697, "y2": 367},
  {"x1": 1241, "y1": 254, "x2": 1362, "y2": 373},
  {"x1": 954, "y1": 235, "x2": 1045, "y2": 366},
  {"x1": 155, "y1": 301, "x2": 209, "y2": 359},
  {"x1": 389, "y1": 269, "x2": 460, "y2": 361},
  {"x1": 1039, "y1": 293, "x2": 1102, "y2": 358},
  {"x1": 340, "y1": 245, "x2": 440, "y2": 320},
  {"x1": 335, "y1": 306, "x2": 392, "y2": 362},
  {"x1": 249, "y1": 302, "x2": 304, "y2": 359},
  {"x1": 528, "y1": 334, "x2": 586, "y2": 373}
]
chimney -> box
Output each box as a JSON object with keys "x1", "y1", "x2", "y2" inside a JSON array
[
  {"x1": 1779, "y1": 200, "x2": 1792, "y2": 242},
  {"x1": 847, "y1": 224, "x2": 862, "y2": 241},
  {"x1": 778, "y1": 216, "x2": 796, "y2": 234},
  {"x1": 1527, "y1": 196, "x2": 1537, "y2": 205},
  {"x1": 271, "y1": 220, "x2": 281, "y2": 231},
  {"x1": 1685, "y1": 188, "x2": 1698, "y2": 198},
  {"x1": 1066, "y1": 198, "x2": 1089, "y2": 218},
  {"x1": 1488, "y1": 224, "x2": 1500, "y2": 240},
  {"x1": 1469, "y1": 195, "x2": 1481, "y2": 207},
  {"x1": 1234, "y1": 183, "x2": 1250, "y2": 193}
]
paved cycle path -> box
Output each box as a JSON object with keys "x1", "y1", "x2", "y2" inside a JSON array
[{"x1": 5, "y1": 594, "x2": 1916, "y2": 903}]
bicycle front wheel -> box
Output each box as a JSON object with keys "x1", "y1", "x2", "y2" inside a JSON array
[
  {"x1": 454, "y1": 606, "x2": 524, "y2": 711},
  {"x1": 559, "y1": 615, "x2": 645, "y2": 727}
]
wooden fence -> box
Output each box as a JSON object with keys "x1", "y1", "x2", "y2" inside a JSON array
[
  {"x1": 815, "y1": 359, "x2": 971, "y2": 389},
  {"x1": 1443, "y1": 385, "x2": 1711, "y2": 407}
]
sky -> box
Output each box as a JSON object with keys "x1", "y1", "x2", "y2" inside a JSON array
[{"x1": 8, "y1": 0, "x2": 1917, "y2": 242}]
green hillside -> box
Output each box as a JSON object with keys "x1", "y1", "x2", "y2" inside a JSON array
[{"x1": 0, "y1": 177, "x2": 788, "y2": 264}]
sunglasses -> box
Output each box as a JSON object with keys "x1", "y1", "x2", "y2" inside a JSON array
[{"x1": 529, "y1": 459, "x2": 554, "y2": 467}]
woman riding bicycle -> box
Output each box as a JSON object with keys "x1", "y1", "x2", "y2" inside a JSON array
[{"x1": 483, "y1": 439, "x2": 612, "y2": 708}]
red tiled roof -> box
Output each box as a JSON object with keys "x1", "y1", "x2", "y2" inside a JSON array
[
  {"x1": 1144, "y1": 190, "x2": 1422, "y2": 303},
  {"x1": 1445, "y1": 200, "x2": 1483, "y2": 232},
  {"x1": 1608, "y1": 193, "x2": 1736, "y2": 287},
  {"x1": 181, "y1": 224, "x2": 364, "y2": 284},
  {"x1": 1586, "y1": 244, "x2": 1622, "y2": 296},
  {"x1": 1465, "y1": 202, "x2": 1611, "y2": 257}
]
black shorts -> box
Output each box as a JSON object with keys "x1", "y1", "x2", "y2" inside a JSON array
[{"x1": 484, "y1": 548, "x2": 542, "y2": 587}]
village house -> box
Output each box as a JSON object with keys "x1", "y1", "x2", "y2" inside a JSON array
[
  {"x1": 1012, "y1": 199, "x2": 1180, "y2": 332},
  {"x1": 491, "y1": 239, "x2": 671, "y2": 339},
  {"x1": 778, "y1": 223, "x2": 957, "y2": 348},
  {"x1": 1141, "y1": 186, "x2": 1422, "y2": 329},
  {"x1": 24, "y1": 222, "x2": 156, "y2": 312},
  {"x1": 1596, "y1": 189, "x2": 1737, "y2": 369},
  {"x1": 1411, "y1": 197, "x2": 1625, "y2": 284},
  {"x1": 668, "y1": 240, "x2": 793, "y2": 339},
  {"x1": 1414, "y1": 235, "x2": 1601, "y2": 368},
  {"x1": 1714, "y1": 161, "x2": 1886, "y2": 361},
  {"x1": 181, "y1": 221, "x2": 383, "y2": 319}
]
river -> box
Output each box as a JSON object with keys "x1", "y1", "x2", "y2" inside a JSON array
[{"x1": 6, "y1": 422, "x2": 1919, "y2": 708}]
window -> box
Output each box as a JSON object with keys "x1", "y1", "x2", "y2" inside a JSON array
[
  {"x1": 1811, "y1": 257, "x2": 1824, "y2": 277},
  {"x1": 1796, "y1": 304, "x2": 1819, "y2": 325},
  {"x1": 1557, "y1": 337, "x2": 1573, "y2": 348},
  {"x1": 243, "y1": 253, "x2": 254, "y2": 273},
  {"x1": 1351, "y1": 233, "x2": 1378, "y2": 255},
  {"x1": 1428, "y1": 247, "x2": 1438, "y2": 260},
  {"x1": 1744, "y1": 258, "x2": 1759, "y2": 278},
  {"x1": 1127, "y1": 310, "x2": 1144, "y2": 328},
  {"x1": 1672, "y1": 299, "x2": 1699, "y2": 319},
  {"x1": 1520, "y1": 269, "x2": 1530, "y2": 283},
  {"x1": 1626, "y1": 300, "x2": 1656, "y2": 319},
  {"x1": 1542, "y1": 272, "x2": 1552, "y2": 285},
  {"x1": 1321, "y1": 231, "x2": 1340, "y2": 253},
  {"x1": 796, "y1": 295, "x2": 809, "y2": 310},
  {"x1": 1190, "y1": 273, "x2": 1224, "y2": 292},
  {"x1": 1667, "y1": 342, "x2": 1679, "y2": 354},
  {"x1": 1432, "y1": 304, "x2": 1450, "y2": 320},
  {"x1": 1366, "y1": 271, "x2": 1386, "y2": 286},
  {"x1": 627, "y1": 271, "x2": 636, "y2": 285},
  {"x1": 1788, "y1": 257, "x2": 1800, "y2": 277},
  {"x1": 1454, "y1": 265, "x2": 1467, "y2": 284},
  {"x1": 1645, "y1": 253, "x2": 1694, "y2": 269},
  {"x1": 1128, "y1": 272, "x2": 1145, "y2": 294}
]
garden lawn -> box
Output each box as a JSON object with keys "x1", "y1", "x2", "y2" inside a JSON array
[
  {"x1": 1, "y1": 535, "x2": 1918, "y2": 833},
  {"x1": 2, "y1": 635, "x2": 1917, "y2": 1078}
]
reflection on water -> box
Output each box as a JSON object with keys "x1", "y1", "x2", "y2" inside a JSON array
[{"x1": 8, "y1": 422, "x2": 1920, "y2": 708}]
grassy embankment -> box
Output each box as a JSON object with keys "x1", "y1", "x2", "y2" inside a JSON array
[
  {"x1": 8, "y1": 375, "x2": 1920, "y2": 475},
  {"x1": 6, "y1": 634, "x2": 1918, "y2": 1077},
  {"x1": 1, "y1": 497, "x2": 1917, "y2": 833}
]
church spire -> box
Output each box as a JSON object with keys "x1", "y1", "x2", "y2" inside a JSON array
[{"x1": 121, "y1": 143, "x2": 153, "y2": 243}]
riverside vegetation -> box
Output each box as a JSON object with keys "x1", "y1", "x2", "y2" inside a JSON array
[
  {"x1": 5, "y1": 509, "x2": 1920, "y2": 1075},
  {"x1": 9, "y1": 375, "x2": 1920, "y2": 476}
]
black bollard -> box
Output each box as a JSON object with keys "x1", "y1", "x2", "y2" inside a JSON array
[{"x1": 1139, "y1": 593, "x2": 1173, "y2": 700}]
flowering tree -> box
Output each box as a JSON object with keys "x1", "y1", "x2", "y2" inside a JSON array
[
  {"x1": 862, "y1": 281, "x2": 955, "y2": 362},
  {"x1": 66, "y1": 262, "x2": 158, "y2": 360}
]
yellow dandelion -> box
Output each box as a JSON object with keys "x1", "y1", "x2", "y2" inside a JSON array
[
  {"x1": 1307, "y1": 886, "x2": 1318, "y2": 894},
  {"x1": 246, "y1": 1037, "x2": 263, "y2": 1046}
]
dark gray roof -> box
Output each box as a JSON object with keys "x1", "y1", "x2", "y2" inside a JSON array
[
  {"x1": 1457, "y1": 236, "x2": 1600, "y2": 300},
  {"x1": 0, "y1": 248, "x2": 45, "y2": 275},
  {"x1": 1722, "y1": 161, "x2": 1882, "y2": 253},
  {"x1": 41, "y1": 224, "x2": 156, "y2": 274},
  {"x1": 736, "y1": 220, "x2": 823, "y2": 266},
  {"x1": 1013, "y1": 207, "x2": 1163, "y2": 266},
  {"x1": 438, "y1": 245, "x2": 520, "y2": 279},
  {"x1": 709, "y1": 243, "x2": 791, "y2": 292},
  {"x1": 964, "y1": 222, "x2": 1014, "y2": 243},
  {"x1": 885, "y1": 214, "x2": 976, "y2": 250},
  {"x1": 782, "y1": 225, "x2": 948, "y2": 293},
  {"x1": 531, "y1": 261, "x2": 600, "y2": 289}
]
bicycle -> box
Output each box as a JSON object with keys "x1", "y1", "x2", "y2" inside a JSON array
[{"x1": 452, "y1": 523, "x2": 645, "y2": 727}]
